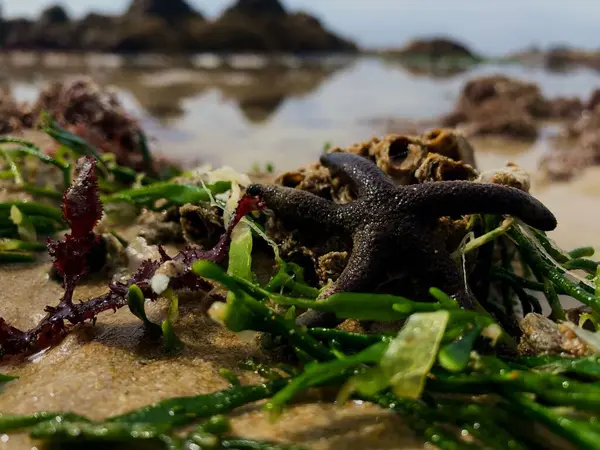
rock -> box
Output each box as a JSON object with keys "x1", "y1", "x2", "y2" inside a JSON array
[
  {"x1": 33, "y1": 77, "x2": 153, "y2": 170},
  {"x1": 179, "y1": 202, "x2": 224, "y2": 247},
  {"x1": 31, "y1": 19, "x2": 74, "y2": 50},
  {"x1": 317, "y1": 251, "x2": 348, "y2": 285},
  {"x1": 72, "y1": 13, "x2": 118, "y2": 51},
  {"x1": 545, "y1": 46, "x2": 600, "y2": 71},
  {"x1": 137, "y1": 208, "x2": 184, "y2": 244},
  {"x1": 38, "y1": 4, "x2": 70, "y2": 27},
  {"x1": 539, "y1": 90, "x2": 600, "y2": 181},
  {"x1": 386, "y1": 37, "x2": 479, "y2": 60},
  {"x1": 540, "y1": 120, "x2": 600, "y2": 180},
  {"x1": 2, "y1": 18, "x2": 35, "y2": 49},
  {"x1": 125, "y1": 0, "x2": 203, "y2": 22},
  {"x1": 519, "y1": 312, "x2": 599, "y2": 356},
  {"x1": 111, "y1": 16, "x2": 190, "y2": 53},
  {"x1": 268, "y1": 130, "x2": 482, "y2": 293},
  {"x1": 463, "y1": 100, "x2": 539, "y2": 140},
  {"x1": 519, "y1": 313, "x2": 564, "y2": 355},
  {"x1": 421, "y1": 128, "x2": 476, "y2": 166},
  {"x1": 477, "y1": 162, "x2": 531, "y2": 192},
  {"x1": 0, "y1": 0, "x2": 357, "y2": 53},
  {"x1": 439, "y1": 75, "x2": 589, "y2": 140},
  {"x1": 1, "y1": 5, "x2": 74, "y2": 50},
  {"x1": 222, "y1": 0, "x2": 287, "y2": 18},
  {"x1": 458, "y1": 75, "x2": 548, "y2": 117},
  {"x1": 200, "y1": 5, "x2": 357, "y2": 53},
  {"x1": 276, "y1": 130, "x2": 479, "y2": 201},
  {"x1": 547, "y1": 96, "x2": 584, "y2": 120},
  {"x1": 0, "y1": 89, "x2": 25, "y2": 134},
  {"x1": 0, "y1": 77, "x2": 155, "y2": 171},
  {"x1": 588, "y1": 89, "x2": 600, "y2": 111}
]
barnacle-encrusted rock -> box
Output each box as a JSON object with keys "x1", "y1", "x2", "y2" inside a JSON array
[
  {"x1": 250, "y1": 151, "x2": 556, "y2": 327},
  {"x1": 421, "y1": 128, "x2": 477, "y2": 166},
  {"x1": 269, "y1": 130, "x2": 482, "y2": 287},
  {"x1": 180, "y1": 202, "x2": 224, "y2": 247},
  {"x1": 0, "y1": 78, "x2": 156, "y2": 172},
  {"x1": 34, "y1": 77, "x2": 150, "y2": 169},
  {"x1": 442, "y1": 75, "x2": 588, "y2": 140},
  {"x1": 276, "y1": 164, "x2": 338, "y2": 200},
  {"x1": 519, "y1": 313, "x2": 565, "y2": 355},
  {"x1": 276, "y1": 129, "x2": 478, "y2": 202},
  {"x1": 414, "y1": 153, "x2": 478, "y2": 183},
  {"x1": 137, "y1": 207, "x2": 184, "y2": 244},
  {"x1": 264, "y1": 130, "x2": 554, "y2": 322},
  {"x1": 540, "y1": 92, "x2": 600, "y2": 180},
  {"x1": 519, "y1": 313, "x2": 597, "y2": 356},
  {"x1": 317, "y1": 251, "x2": 349, "y2": 286},
  {"x1": 477, "y1": 162, "x2": 531, "y2": 192}
]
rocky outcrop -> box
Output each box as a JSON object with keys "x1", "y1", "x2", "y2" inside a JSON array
[
  {"x1": 3, "y1": 19, "x2": 36, "y2": 49},
  {"x1": 0, "y1": 78, "x2": 154, "y2": 171},
  {"x1": 0, "y1": 0, "x2": 357, "y2": 54},
  {"x1": 0, "y1": 89, "x2": 27, "y2": 134},
  {"x1": 539, "y1": 90, "x2": 600, "y2": 180},
  {"x1": 38, "y1": 4, "x2": 70, "y2": 27},
  {"x1": 442, "y1": 75, "x2": 585, "y2": 140},
  {"x1": 384, "y1": 37, "x2": 480, "y2": 61},
  {"x1": 188, "y1": 0, "x2": 356, "y2": 53},
  {"x1": 1, "y1": 5, "x2": 74, "y2": 50},
  {"x1": 125, "y1": 0, "x2": 204, "y2": 22},
  {"x1": 545, "y1": 46, "x2": 600, "y2": 71},
  {"x1": 71, "y1": 13, "x2": 118, "y2": 50},
  {"x1": 222, "y1": 0, "x2": 286, "y2": 17},
  {"x1": 588, "y1": 88, "x2": 600, "y2": 110}
]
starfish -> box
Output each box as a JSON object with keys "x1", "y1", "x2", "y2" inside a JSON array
[{"x1": 246, "y1": 152, "x2": 557, "y2": 327}]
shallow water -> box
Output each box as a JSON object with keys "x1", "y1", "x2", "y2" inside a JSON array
[{"x1": 3, "y1": 55, "x2": 600, "y2": 248}]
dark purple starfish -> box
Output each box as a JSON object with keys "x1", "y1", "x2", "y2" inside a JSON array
[{"x1": 247, "y1": 152, "x2": 557, "y2": 327}]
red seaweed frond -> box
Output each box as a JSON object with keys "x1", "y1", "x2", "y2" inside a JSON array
[
  {"x1": 47, "y1": 156, "x2": 103, "y2": 305},
  {"x1": 61, "y1": 155, "x2": 102, "y2": 237},
  {"x1": 0, "y1": 190, "x2": 260, "y2": 360}
]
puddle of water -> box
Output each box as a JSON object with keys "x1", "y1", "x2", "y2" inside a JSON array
[{"x1": 3, "y1": 55, "x2": 600, "y2": 248}]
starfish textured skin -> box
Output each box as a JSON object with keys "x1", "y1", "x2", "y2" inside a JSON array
[{"x1": 247, "y1": 152, "x2": 557, "y2": 327}]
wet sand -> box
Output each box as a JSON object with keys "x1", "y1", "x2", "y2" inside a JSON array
[
  {"x1": 0, "y1": 255, "x2": 424, "y2": 450},
  {"x1": 1, "y1": 55, "x2": 600, "y2": 449}
]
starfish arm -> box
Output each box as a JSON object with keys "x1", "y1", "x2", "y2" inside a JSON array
[
  {"x1": 321, "y1": 227, "x2": 388, "y2": 296},
  {"x1": 410, "y1": 181, "x2": 557, "y2": 231},
  {"x1": 320, "y1": 152, "x2": 395, "y2": 198},
  {"x1": 397, "y1": 226, "x2": 475, "y2": 309},
  {"x1": 296, "y1": 227, "x2": 388, "y2": 328},
  {"x1": 246, "y1": 184, "x2": 345, "y2": 230}
]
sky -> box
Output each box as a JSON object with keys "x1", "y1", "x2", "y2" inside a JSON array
[{"x1": 2, "y1": 0, "x2": 600, "y2": 55}]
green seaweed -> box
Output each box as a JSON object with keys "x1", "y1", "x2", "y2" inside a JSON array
[
  {"x1": 101, "y1": 181, "x2": 231, "y2": 208},
  {"x1": 3, "y1": 158, "x2": 600, "y2": 450}
]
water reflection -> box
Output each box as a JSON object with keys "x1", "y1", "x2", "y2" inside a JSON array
[
  {"x1": 3, "y1": 55, "x2": 600, "y2": 170},
  {"x1": 381, "y1": 58, "x2": 474, "y2": 79},
  {"x1": 2, "y1": 53, "x2": 354, "y2": 126},
  {"x1": 2, "y1": 54, "x2": 600, "y2": 247}
]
